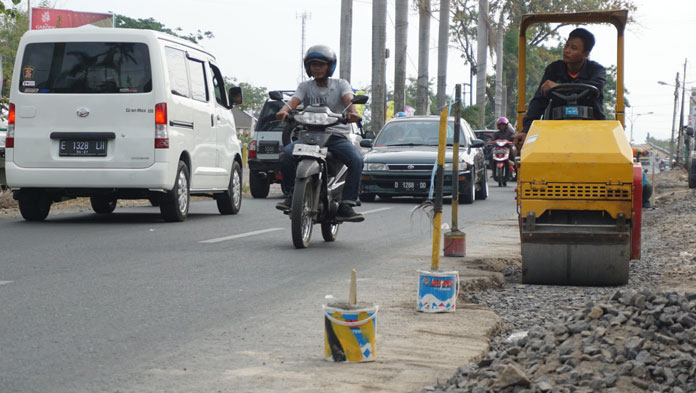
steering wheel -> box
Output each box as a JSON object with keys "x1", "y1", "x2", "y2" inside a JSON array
[{"x1": 547, "y1": 83, "x2": 599, "y2": 105}]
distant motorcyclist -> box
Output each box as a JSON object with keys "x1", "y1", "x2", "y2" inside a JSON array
[
  {"x1": 493, "y1": 117, "x2": 516, "y2": 141},
  {"x1": 275, "y1": 45, "x2": 364, "y2": 222}
]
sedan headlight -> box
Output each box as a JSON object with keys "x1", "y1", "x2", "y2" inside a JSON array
[{"x1": 363, "y1": 162, "x2": 388, "y2": 171}]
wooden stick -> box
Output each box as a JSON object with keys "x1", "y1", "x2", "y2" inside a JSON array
[{"x1": 349, "y1": 269, "x2": 357, "y2": 305}]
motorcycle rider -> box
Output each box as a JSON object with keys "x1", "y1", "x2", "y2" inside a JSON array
[
  {"x1": 490, "y1": 117, "x2": 516, "y2": 172},
  {"x1": 275, "y1": 45, "x2": 364, "y2": 222},
  {"x1": 493, "y1": 117, "x2": 516, "y2": 141}
]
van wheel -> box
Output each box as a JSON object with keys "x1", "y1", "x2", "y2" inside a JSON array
[
  {"x1": 18, "y1": 190, "x2": 52, "y2": 221},
  {"x1": 160, "y1": 161, "x2": 190, "y2": 222},
  {"x1": 218, "y1": 161, "x2": 242, "y2": 215},
  {"x1": 91, "y1": 196, "x2": 117, "y2": 214},
  {"x1": 249, "y1": 170, "x2": 270, "y2": 198}
]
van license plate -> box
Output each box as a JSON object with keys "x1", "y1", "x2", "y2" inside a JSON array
[{"x1": 59, "y1": 140, "x2": 107, "y2": 156}]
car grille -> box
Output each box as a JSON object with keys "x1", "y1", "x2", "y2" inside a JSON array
[{"x1": 387, "y1": 164, "x2": 434, "y2": 171}]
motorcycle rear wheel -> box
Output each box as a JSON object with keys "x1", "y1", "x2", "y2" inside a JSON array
[
  {"x1": 291, "y1": 177, "x2": 315, "y2": 248},
  {"x1": 321, "y1": 222, "x2": 340, "y2": 242}
]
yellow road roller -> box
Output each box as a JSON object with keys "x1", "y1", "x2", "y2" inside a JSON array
[{"x1": 515, "y1": 11, "x2": 642, "y2": 286}]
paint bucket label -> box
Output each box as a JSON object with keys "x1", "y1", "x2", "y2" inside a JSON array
[
  {"x1": 417, "y1": 270, "x2": 459, "y2": 313},
  {"x1": 323, "y1": 305, "x2": 378, "y2": 362}
]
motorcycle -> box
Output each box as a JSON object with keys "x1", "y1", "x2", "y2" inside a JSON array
[
  {"x1": 488, "y1": 139, "x2": 516, "y2": 187},
  {"x1": 270, "y1": 91, "x2": 369, "y2": 248}
]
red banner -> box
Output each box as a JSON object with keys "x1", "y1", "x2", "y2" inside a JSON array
[{"x1": 31, "y1": 8, "x2": 113, "y2": 30}]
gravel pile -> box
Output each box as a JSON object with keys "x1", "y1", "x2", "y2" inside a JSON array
[
  {"x1": 424, "y1": 168, "x2": 696, "y2": 393},
  {"x1": 430, "y1": 289, "x2": 696, "y2": 392}
]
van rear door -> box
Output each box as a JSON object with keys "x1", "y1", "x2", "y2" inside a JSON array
[{"x1": 13, "y1": 41, "x2": 155, "y2": 169}]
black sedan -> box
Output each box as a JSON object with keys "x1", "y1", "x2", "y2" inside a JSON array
[{"x1": 359, "y1": 116, "x2": 487, "y2": 203}]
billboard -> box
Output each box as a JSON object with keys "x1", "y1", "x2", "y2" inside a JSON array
[{"x1": 31, "y1": 8, "x2": 113, "y2": 30}]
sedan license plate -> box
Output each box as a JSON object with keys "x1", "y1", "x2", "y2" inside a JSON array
[
  {"x1": 258, "y1": 141, "x2": 279, "y2": 154},
  {"x1": 59, "y1": 139, "x2": 107, "y2": 156},
  {"x1": 395, "y1": 180, "x2": 429, "y2": 191}
]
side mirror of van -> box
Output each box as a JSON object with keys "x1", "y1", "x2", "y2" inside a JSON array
[{"x1": 228, "y1": 87, "x2": 243, "y2": 108}]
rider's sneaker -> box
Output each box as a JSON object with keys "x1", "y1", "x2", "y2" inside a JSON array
[
  {"x1": 276, "y1": 195, "x2": 292, "y2": 211},
  {"x1": 336, "y1": 203, "x2": 364, "y2": 222}
]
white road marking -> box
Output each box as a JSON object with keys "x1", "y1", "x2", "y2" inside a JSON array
[
  {"x1": 0, "y1": 281, "x2": 13, "y2": 286},
  {"x1": 361, "y1": 207, "x2": 392, "y2": 215},
  {"x1": 200, "y1": 228, "x2": 284, "y2": 244}
]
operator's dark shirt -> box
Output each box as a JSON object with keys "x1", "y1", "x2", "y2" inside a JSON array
[{"x1": 522, "y1": 59, "x2": 606, "y2": 132}]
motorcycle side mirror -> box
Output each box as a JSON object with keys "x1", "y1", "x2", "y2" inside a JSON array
[
  {"x1": 364, "y1": 131, "x2": 375, "y2": 140},
  {"x1": 470, "y1": 139, "x2": 485, "y2": 148},
  {"x1": 686, "y1": 127, "x2": 695, "y2": 137},
  {"x1": 352, "y1": 95, "x2": 369, "y2": 105},
  {"x1": 268, "y1": 90, "x2": 284, "y2": 101}
]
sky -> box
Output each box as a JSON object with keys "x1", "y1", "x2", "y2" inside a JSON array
[{"x1": 17, "y1": 0, "x2": 696, "y2": 143}]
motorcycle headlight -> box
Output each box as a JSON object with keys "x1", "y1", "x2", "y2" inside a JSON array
[
  {"x1": 295, "y1": 112, "x2": 336, "y2": 126},
  {"x1": 364, "y1": 162, "x2": 388, "y2": 171}
]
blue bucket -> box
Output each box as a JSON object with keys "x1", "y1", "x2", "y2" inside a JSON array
[{"x1": 417, "y1": 270, "x2": 459, "y2": 313}]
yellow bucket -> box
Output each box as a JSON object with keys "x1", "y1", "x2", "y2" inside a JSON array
[{"x1": 323, "y1": 304, "x2": 378, "y2": 362}]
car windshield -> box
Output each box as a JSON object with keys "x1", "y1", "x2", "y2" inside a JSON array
[{"x1": 374, "y1": 120, "x2": 465, "y2": 147}]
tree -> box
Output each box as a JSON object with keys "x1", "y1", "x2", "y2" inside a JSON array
[
  {"x1": 0, "y1": 2, "x2": 26, "y2": 99},
  {"x1": 0, "y1": 0, "x2": 21, "y2": 18},
  {"x1": 115, "y1": 15, "x2": 213, "y2": 44}
]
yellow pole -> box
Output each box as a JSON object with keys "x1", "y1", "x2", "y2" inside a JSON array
[
  {"x1": 451, "y1": 85, "x2": 461, "y2": 229},
  {"x1": 431, "y1": 107, "x2": 448, "y2": 271}
]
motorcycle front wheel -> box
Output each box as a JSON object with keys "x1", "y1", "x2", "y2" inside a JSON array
[
  {"x1": 496, "y1": 166, "x2": 504, "y2": 187},
  {"x1": 291, "y1": 177, "x2": 315, "y2": 248}
]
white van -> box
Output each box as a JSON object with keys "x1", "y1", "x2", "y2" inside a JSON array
[{"x1": 6, "y1": 28, "x2": 244, "y2": 221}]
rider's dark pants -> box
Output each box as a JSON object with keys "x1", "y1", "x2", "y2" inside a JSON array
[
  {"x1": 642, "y1": 183, "x2": 653, "y2": 207},
  {"x1": 280, "y1": 135, "x2": 364, "y2": 204}
]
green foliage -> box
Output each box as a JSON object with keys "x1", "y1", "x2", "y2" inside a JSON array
[
  {"x1": 223, "y1": 77, "x2": 267, "y2": 115},
  {"x1": 0, "y1": 0, "x2": 22, "y2": 18},
  {"x1": 646, "y1": 136, "x2": 670, "y2": 151},
  {"x1": 0, "y1": 4, "x2": 27, "y2": 100},
  {"x1": 115, "y1": 15, "x2": 213, "y2": 43}
]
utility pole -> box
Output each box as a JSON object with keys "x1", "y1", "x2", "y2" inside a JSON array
[
  {"x1": 476, "y1": 0, "x2": 489, "y2": 128},
  {"x1": 297, "y1": 12, "x2": 311, "y2": 83},
  {"x1": 669, "y1": 72, "x2": 680, "y2": 166},
  {"x1": 436, "y1": 0, "x2": 450, "y2": 110},
  {"x1": 339, "y1": 0, "x2": 352, "y2": 82},
  {"x1": 416, "y1": 0, "x2": 430, "y2": 116},
  {"x1": 677, "y1": 59, "x2": 687, "y2": 165},
  {"x1": 371, "y1": 0, "x2": 387, "y2": 133},
  {"x1": 393, "y1": 0, "x2": 408, "y2": 114}
]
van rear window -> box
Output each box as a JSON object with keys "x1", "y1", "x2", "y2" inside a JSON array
[{"x1": 19, "y1": 42, "x2": 152, "y2": 94}]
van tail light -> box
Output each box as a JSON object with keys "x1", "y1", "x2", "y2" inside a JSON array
[
  {"x1": 248, "y1": 139, "x2": 257, "y2": 159},
  {"x1": 6, "y1": 103, "x2": 15, "y2": 148},
  {"x1": 154, "y1": 103, "x2": 169, "y2": 148}
]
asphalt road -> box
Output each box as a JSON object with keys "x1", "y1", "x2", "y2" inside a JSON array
[{"x1": 0, "y1": 178, "x2": 517, "y2": 393}]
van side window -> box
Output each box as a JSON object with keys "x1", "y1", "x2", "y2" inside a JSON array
[
  {"x1": 209, "y1": 64, "x2": 227, "y2": 107},
  {"x1": 187, "y1": 57, "x2": 208, "y2": 102},
  {"x1": 165, "y1": 47, "x2": 190, "y2": 98}
]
